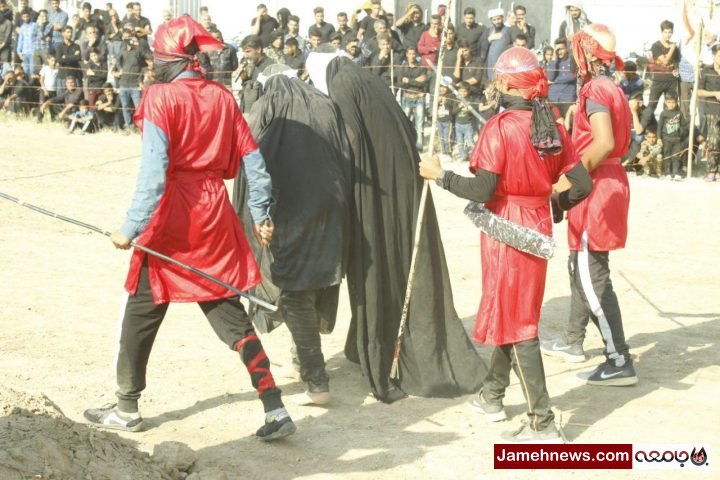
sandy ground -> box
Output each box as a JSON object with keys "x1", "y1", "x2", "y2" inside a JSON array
[{"x1": 0, "y1": 118, "x2": 718, "y2": 480}]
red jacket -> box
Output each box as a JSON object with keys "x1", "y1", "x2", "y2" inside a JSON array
[{"x1": 417, "y1": 30, "x2": 441, "y2": 69}]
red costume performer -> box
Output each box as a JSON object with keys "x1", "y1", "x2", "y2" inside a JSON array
[
  {"x1": 420, "y1": 47, "x2": 592, "y2": 442},
  {"x1": 84, "y1": 15, "x2": 297, "y2": 441},
  {"x1": 542, "y1": 24, "x2": 638, "y2": 387}
]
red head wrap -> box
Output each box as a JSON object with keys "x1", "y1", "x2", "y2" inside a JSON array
[
  {"x1": 572, "y1": 24, "x2": 624, "y2": 83},
  {"x1": 494, "y1": 47, "x2": 549, "y2": 100},
  {"x1": 153, "y1": 15, "x2": 222, "y2": 61}
]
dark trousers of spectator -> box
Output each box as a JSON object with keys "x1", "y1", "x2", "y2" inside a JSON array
[
  {"x1": 563, "y1": 233, "x2": 631, "y2": 368},
  {"x1": 401, "y1": 95, "x2": 425, "y2": 149},
  {"x1": 662, "y1": 137, "x2": 684, "y2": 176},
  {"x1": 115, "y1": 261, "x2": 283, "y2": 414},
  {"x1": 438, "y1": 121, "x2": 453, "y2": 155},
  {"x1": 97, "y1": 109, "x2": 121, "y2": 130},
  {"x1": 280, "y1": 286, "x2": 339, "y2": 388},
  {"x1": 647, "y1": 79, "x2": 678, "y2": 117},
  {"x1": 482, "y1": 338, "x2": 555, "y2": 431},
  {"x1": 32, "y1": 49, "x2": 49, "y2": 75},
  {"x1": 455, "y1": 122, "x2": 474, "y2": 161},
  {"x1": 87, "y1": 89, "x2": 102, "y2": 107},
  {"x1": 119, "y1": 86, "x2": 141, "y2": 129}
]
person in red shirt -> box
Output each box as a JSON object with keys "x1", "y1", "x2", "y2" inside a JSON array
[
  {"x1": 417, "y1": 14, "x2": 441, "y2": 69},
  {"x1": 420, "y1": 47, "x2": 592, "y2": 443},
  {"x1": 83, "y1": 15, "x2": 296, "y2": 441},
  {"x1": 541, "y1": 24, "x2": 638, "y2": 387}
]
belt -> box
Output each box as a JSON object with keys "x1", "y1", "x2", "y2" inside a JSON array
[{"x1": 493, "y1": 194, "x2": 548, "y2": 209}]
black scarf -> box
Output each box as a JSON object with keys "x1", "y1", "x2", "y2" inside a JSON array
[
  {"x1": 501, "y1": 93, "x2": 563, "y2": 156},
  {"x1": 153, "y1": 42, "x2": 199, "y2": 84}
]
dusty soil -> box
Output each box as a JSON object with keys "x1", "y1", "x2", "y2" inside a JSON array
[{"x1": 0, "y1": 118, "x2": 718, "y2": 479}]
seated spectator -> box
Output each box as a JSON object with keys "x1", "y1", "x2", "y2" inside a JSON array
[
  {"x1": 344, "y1": 38, "x2": 362, "y2": 65},
  {"x1": 618, "y1": 61, "x2": 644, "y2": 99},
  {"x1": 657, "y1": 93, "x2": 688, "y2": 180},
  {"x1": 39, "y1": 75, "x2": 83, "y2": 122},
  {"x1": 0, "y1": 70, "x2": 29, "y2": 115},
  {"x1": 68, "y1": 99, "x2": 96, "y2": 133},
  {"x1": 547, "y1": 38, "x2": 576, "y2": 118},
  {"x1": 399, "y1": 46, "x2": 427, "y2": 150},
  {"x1": 624, "y1": 91, "x2": 657, "y2": 166},
  {"x1": 634, "y1": 130, "x2": 663, "y2": 176},
  {"x1": 94, "y1": 82, "x2": 121, "y2": 130}
]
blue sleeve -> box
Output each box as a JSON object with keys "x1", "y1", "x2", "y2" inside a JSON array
[
  {"x1": 119, "y1": 120, "x2": 169, "y2": 239},
  {"x1": 242, "y1": 148, "x2": 273, "y2": 224}
]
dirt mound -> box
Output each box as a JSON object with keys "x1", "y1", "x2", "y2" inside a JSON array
[{"x1": 0, "y1": 388, "x2": 204, "y2": 480}]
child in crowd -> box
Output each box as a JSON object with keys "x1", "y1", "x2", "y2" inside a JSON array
[
  {"x1": 657, "y1": 93, "x2": 688, "y2": 180},
  {"x1": 39, "y1": 56, "x2": 59, "y2": 106},
  {"x1": 452, "y1": 82, "x2": 476, "y2": 162},
  {"x1": 68, "y1": 99, "x2": 96, "y2": 134},
  {"x1": 437, "y1": 80, "x2": 455, "y2": 158},
  {"x1": 636, "y1": 130, "x2": 663, "y2": 177}
]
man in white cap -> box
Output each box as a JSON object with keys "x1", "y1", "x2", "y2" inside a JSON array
[{"x1": 482, "y1": 7, "x2": 511, "y2": 81}]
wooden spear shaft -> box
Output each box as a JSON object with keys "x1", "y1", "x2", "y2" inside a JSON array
[{"x1": 390, "y1": 0, "x2": 453, "y2": 381}]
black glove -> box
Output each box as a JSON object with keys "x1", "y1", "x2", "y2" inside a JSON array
[{"x1": 551, "y1": 191, "x2": 564, "y2": 224}]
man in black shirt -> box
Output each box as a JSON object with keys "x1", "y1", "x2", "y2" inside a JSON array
[
  {"x1": 456, "y1": 7, "x2": 486, "y2": 61},
  {"x1": 283, "y1": 37, "x2": 305, "y2": 75},
  {"x1": 453, "y1": 40, "x2": 483, "y2": 95},
  {"x1": 309, "y1": 7, "x2": 335, "y2": 43},
  {"x1": 336, "y1": 12, "x2": 356, "y2": 46},
  {"x1": 509, "y1": 5, "x2": 536, "y2": 50},
  {"x1": 55, "y1": 26, "x2": 81, "y2": 95},
  {"x1": 39, "y1": 75, "x2": 83, "y2": 121},
  {"x1": 95, "y1": 82, "x2": 121, "y2": 129},
  {"x1": 357, "y1": 0, "x2": 385, "y2": 42},
  {"x1": 199, "y1": 29, "x2": 239, "y2": 89},
  {"x1": 647, "y1": 20, "x2": 680, "y2": 115},
  {"x1": 399, "y1": 46, "x2": 427, "y2": 149},
  {"x1": 114, "y1": 35, "x2": 147, "y2": 130},
  {"x1": 239, "y1": 34, "x2": 275, "y2": 112},
  {"x1": 396, "y1": 2, "x2": 425, "y2": 50},
  {"x1": 77, "y1": 2, "x2": 104, "y2": 39},
  {"x1": 0, "y1": 70, "x2": 29, "y2": 114},
  {"x1": 624, "y1": 91, "x2": 658, "y2": 168},
  {"x1": 127, "y1": 2, "x2": 151, "y2": 50},
  {"x1": 440, "y1": 24, "x2": 458, "y2": 78},
  {"x1": 250, "y1": 3, "x2": 279, "y2": 48},
  {"x1": 366, "y1": 32, "x2": 392, "y2": 86}
]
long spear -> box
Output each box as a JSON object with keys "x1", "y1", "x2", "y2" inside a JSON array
[
  {"x1": 390, "y1": 0, "x2": 453, "y2": 381},
  {"x1": 0, "y1": 191, "x2": 278, "y2": 312}
]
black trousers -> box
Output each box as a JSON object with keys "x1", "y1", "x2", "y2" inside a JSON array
[
  {"x1": 280, "y1": 286, "x2": 339, "y2": 387},
  {"x1": 483, "y1": 338, "x2": 555, "y2": 431},
  {"x1": 662, "y1": 137, "x2": 685, "y2": 176},
  {"x1": 115, "y1": 262, "x2": 283, "y2": 413},
  {"x1": 647, "y1": 79, "x2": 678, "y2": 116},
  {"x1": 563, "y1": 234, "x2": 631, "y2": 367}
]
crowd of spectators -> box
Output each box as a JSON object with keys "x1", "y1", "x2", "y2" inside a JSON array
[{"x1": 0, "y1": 0, "x2": 719, "y2": 180}]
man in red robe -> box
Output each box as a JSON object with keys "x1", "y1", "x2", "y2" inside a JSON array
[
  {"x1": 420, "y1": 47, "x2": 592, "y2": 443},
  {"x1": 84, "y1": 16, "x2": 296, "y2": 441},
  {"x1": 541, "y1": 24, "x2": 639, "y2": 387}
]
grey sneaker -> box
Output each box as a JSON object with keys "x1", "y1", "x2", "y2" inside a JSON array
[
  {"x1": 256, "y1": 408, "x2": 297, "y2": 441},
  {"x1": 581, "y1": 361, "x2": 638, "y2": 386},
  {"x1": 500, "y1": 420, "x2": 564, "y2": 444},
  {"x1": 540, "y1": 336, "x2": 586, "y2": 363},
  {"x1": 84, "y1": 404, "x2": 144, "y2": 432},
  {"x1": 468, "y1": 390, "x2": 507, "y2": 422}
]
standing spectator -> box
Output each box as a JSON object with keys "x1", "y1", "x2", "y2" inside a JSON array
[
  {"x1": 16, "y1": 10, "x2": 36, "y2": 78},
  {"x1": 396, "y1": 2, "x2": 425, "y2": 50},
  {"x1": 14, "y1": 0, "x2": 37, "y2": 27},
  {"x1": 276, "y1": 8, "x2": 291, "y2": 35},
  {"x1": 85, "y1": 49, "x2": 105, "y2": 105},
  {"x1": 482, "y1": 8, "x2": 512, "y2": 81},
  {"x1": 698, "y1": 44, "x2": 720, "y2": 181},
  {"x1": 39, "y1": 75, "x2": 83, "y2": 122},
  {"x1": 309, "y1": 7, "x2": 334, "y2": 43},
  {"x1": 264, "y1": 31, "x2": 286, "y2": 65},
  {"x1": 285, "y1": 15, "x2": 307, "y2": 54},
  {"x1": 336, "y1": 12, "x2": 356, "y2": 46},
  {"x1": 417, "y1": 14, "x2": 441, "y2": 70},
  {"x1": 238, "y1": 34, "x2": 274, "y2": 112},
  {"x1": 558, "y1": 3, "x2": 590, "y2": 42},
  {"x1": 55, "y1": 26, "x2": 81, "y2": 96},
  {"x1": 250, "y1": 4, "x2": 278, "y2": 48},
  {"x1": 437, "y1": 80, "x2": 455, "y2": 158},
  {"x1": 77, "y1": 2, "x2": 104, "y2": 42},
  {"x1": 657, "y1": 93, "x2": 688, "y2": 180},
  {"x1": 199, "y1": 29, "x2": 238, "y2": 89},
  {"x1": 129, "y1": 2, "x2": 151, "y2": 50},
  {"x1": 344, "y1": 38, "x2": 362, "y2": 65},
  {"x1": 541, "y1": 46, "x2": 554, "y2": 69},
  {"x1": 509, "y1": 5, "x2": 536, "y2": 49},
  {"x1": 616, "y1": 61, "x2": 643, "y2": 99},
  {"x1": 38, "y1": 54, "x2": 59, "y2": 109},
  {"x1": 647, "y1": 20, "x2": 680, "y2": 115},
  {"x1": 113, "y1": 35, "x2": 145, "y2": 132},
  {"x1": 451, "y1": 81, "x2": 476, "y2": 162},
  {"x1": 67, "y1": 99, "x2": 96, "y2": 133},
  {"x1": 105, "y1": 9, "x2": 123, "y2": 76},
  {"x1": 364, "y1": 20, "x2": 403, "y2": 59},
  {"x1": 46, "y1": 0, "x2": 69, "y2": 52},
  {"x1": 399, "y1": 46, "x2": 426, "y2": 149},
  {"x1": 307, "y1": 28, "x2": 322, "y2": 51},
  {"x1": 81, "y1": 26, "x2": 106, "y2": 63},
  {"x1": 456, "y1": 7, "x2": 485, "y2": 60},
  {"x1": 94, "y1": 82, "x2": 121, "y2": 130},
  {"x1": 161, "y1": 9, "x2": 173, "y2": 24},
  {"x1": 32, "y1": 9, "x2": 53, "y2": 75},
  {"x1": 547, "y1": 38, "x2": 576, "y2": 119},
  {"x1": 357, "y1": 1, "x2": 384, "y2": 42},
  {"x1": 0, "y1": 5, "x2": 12, "y2": 77},
  {"x1": 452, "y1": 40, "x2": 483, "y2": 94},
  {"x1": 439, "y1": 24, "x2": 458, "y2": 78},
  {"x1": 366, "y1": 32, "x2": 392, "y2": 86}
]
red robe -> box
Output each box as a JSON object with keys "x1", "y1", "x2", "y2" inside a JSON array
[
  {"x1": 125, "y1": 76, "x2": 261, "y2": 304},
  {"x1": 469, "y1": 110, "x2": 578, "y2": 346},
  {"x1": 567, "y1": 75, "x2": 631, "y2": 251}
]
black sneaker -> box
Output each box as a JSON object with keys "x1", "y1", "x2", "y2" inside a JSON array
[
  {"x1": 580, "y1": 361, "x2": 638, "y2": 386},
  {"x1": 84, "y1": 403, "x2": 144, "y2": 432},
  {"x1": 256, "y1": 409, "x2": 297, "y2": 441},
  {"x1": 500, "y1": 420, "x2": 564, "y2": 444},
  {"x1": 540, "y1": 336, "x2": 586, "y2": 363},
  {"x1": 468, "y1": 390, "x2": 507, "y2": 422}
]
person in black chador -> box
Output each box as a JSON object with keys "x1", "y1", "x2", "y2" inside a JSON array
[
  {"x1": 233, "y1": 65, "x2": 351, "y2": 405},
  {"x1": 308, "y1": 51, "x2": 487, "y2": 403}
]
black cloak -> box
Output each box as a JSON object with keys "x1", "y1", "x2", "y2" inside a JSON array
[
  {"x1": 325, "y1": 57, "x2": 487, "y2": 402},
  {"x1": 232, "y1": 75, "x2": 351, "y2": 300}
]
